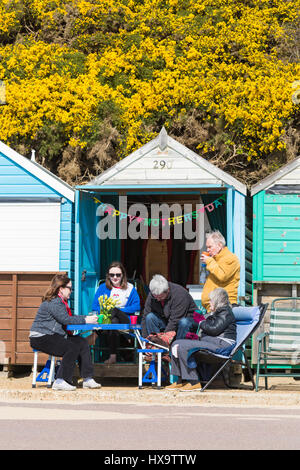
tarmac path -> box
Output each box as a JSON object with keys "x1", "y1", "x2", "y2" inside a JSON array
[
  {"x1": 1, "y1": 374, "x2": 300, "y2": 451},
  {"x1": 1, "y1": 401, "x2": 300, "y2": 450}
]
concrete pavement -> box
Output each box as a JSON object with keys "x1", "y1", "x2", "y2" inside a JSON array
[
  {"x1": 1, "y1": 401, "x2": 300, "y2": 450},
  {"x1": 1, "y1": 374, "x2": 300, "y2": 407},
  {"x1": 1, "y1": 374, "x2": 300, "y2": 450}
]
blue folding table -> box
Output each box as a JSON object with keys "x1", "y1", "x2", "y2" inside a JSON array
[
  {"x1": 66, "y1": 323, "x2": 167, "y2": 388},
  {"x1": 66, "y1": 323, "x2": 142, "y2": 341},
  {"x1": 66, "y1": 323, "x2": 143, "y2": 366}
]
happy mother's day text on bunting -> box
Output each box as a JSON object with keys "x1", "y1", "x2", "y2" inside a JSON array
[{"x1": 93, "y1": 194, "x2": 226, "y2": 227}]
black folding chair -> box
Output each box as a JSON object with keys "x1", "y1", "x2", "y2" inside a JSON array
[{"x1": 192, "y1": 303, "x2": 268, "y2": 392}]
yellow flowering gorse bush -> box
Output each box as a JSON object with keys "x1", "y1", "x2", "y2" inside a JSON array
[{"x1": 0, "y1": 0, "x2": 299, "y2": 179}]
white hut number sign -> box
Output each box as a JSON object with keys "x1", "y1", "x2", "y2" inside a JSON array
[{"x1": 153, "y1": 159, "x2": 173, "y2": 169}]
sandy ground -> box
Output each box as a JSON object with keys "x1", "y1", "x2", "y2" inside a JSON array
[{"x1": 1, "y1": 371, "x2": 300, "y2": 407}]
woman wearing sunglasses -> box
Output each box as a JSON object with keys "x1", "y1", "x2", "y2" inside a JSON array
[
  {"x1": 29, "y1": 274, "x2": 100, "y2": 391},
  {"x1": 91, "y1": 261, "x2": 140, "y2": 364}
]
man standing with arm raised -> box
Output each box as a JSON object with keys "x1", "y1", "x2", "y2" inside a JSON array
[{"x1": 200, "y1": 230, "x2": 240, "y2": 312}]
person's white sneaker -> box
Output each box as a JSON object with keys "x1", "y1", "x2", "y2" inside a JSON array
[
  {"x1": 83, "y1": 378, "x2": 101, "y2": 389},
  {"x1": 52, "y1": 379, "x2": 76, "y2": 391}
]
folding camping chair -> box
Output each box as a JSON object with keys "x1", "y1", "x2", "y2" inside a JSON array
[
  {"x1": 192, "y1": 303, "x2": 268, "y2": 392},
  {"x1": 256, "y1": 297, "x2": 300, "y2": 391}
]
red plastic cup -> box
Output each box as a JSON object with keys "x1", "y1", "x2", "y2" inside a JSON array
[{"x1": 130, "y1": 315, "x2": 138, "y2": 325}]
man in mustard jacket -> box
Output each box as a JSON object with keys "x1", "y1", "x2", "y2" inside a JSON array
[{"x1": 201, "y1": 230, "x2": 240, "y2": 312}]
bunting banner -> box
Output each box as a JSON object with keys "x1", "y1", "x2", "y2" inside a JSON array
[{"x1": 93, "y1": 194, "x2": 226, "y2": 227}]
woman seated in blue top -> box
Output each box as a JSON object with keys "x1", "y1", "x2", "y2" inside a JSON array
[{"x1": 92, "y1": 261, "x2": 140, "y2": 364}]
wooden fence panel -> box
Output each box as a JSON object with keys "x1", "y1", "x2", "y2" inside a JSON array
[{"x1": 0, "y1": 308, "x2": 12, "y2": 317}]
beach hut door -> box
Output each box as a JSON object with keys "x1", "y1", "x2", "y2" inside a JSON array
[{"x1": 75, "y1": 190, "x2": 100, "y2": 315}]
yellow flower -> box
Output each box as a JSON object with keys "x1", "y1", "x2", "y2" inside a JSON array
[{"x1": 0, "y1": 0, "x2": 299, "y2": 163}]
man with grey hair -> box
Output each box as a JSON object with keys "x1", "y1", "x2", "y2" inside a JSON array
[
  {"x1": 201, "y1": 230, "x2": 240, "y2": 312},
  {"x1": 141, "y1": 274, "x2": 198, "y2": 339}
]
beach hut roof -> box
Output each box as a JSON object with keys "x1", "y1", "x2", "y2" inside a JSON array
[
  {"x1": 79, "y1": 127, "x2": 247, "y2": 196},
  {"x1": 0, "y1": 140, "x2": 75, "y2": 202},
  {"x1": 251, "y1": 156, "x2": 300, "y2": 196}
]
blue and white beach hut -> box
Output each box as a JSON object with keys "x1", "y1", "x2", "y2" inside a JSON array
[
  {"x1": 74, "y1": 128, "x2": 250, "y2": 316},
  {"x1": 0, "y1": 140, "x2": 75, "y2": 275}
]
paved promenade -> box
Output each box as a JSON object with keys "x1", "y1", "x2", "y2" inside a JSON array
[
  {"x1": 1, "y1": 374, "x2": 300, "y2": 450},
  {"x1": 1, "y1": 374, "x2": 300, "y2": 407}
]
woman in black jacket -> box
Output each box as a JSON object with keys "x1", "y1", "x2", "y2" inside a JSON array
[
  {"x1": 29, "y1": 274, "x2": 100, "y2": 391},
  {"x1": 167, "y1": 287, "x2": 236, "y2": 392}
]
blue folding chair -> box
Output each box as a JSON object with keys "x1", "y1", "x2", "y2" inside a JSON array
[{"x1": 190, "y1": 303, "x2": 268, "y2": 392}]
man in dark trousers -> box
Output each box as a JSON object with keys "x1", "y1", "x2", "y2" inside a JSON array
[{"x1": 141, "y1": 274, "x2": 198, "y2": 339}]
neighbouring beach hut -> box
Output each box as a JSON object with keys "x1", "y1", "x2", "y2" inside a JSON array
[
  {"x1": 0, "y1": 140, "x2": 74, "y2": 367},
  {"x1": 251, "y1": 156, "x2": 300, "y2": 366},
  {"x1": 74, "y1": 128, "x2": 251, "y2": 319}
]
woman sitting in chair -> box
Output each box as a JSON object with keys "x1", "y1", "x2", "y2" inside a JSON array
[
  {"x1": 29, "y1": 274, "x2": 100, "y2": 391},
  {"x1": 166, "y1": 287, "x2": 236, "y2": 392},
  {"x1": 91, "y1": 261, "x2": 140, "y2": 364}
]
